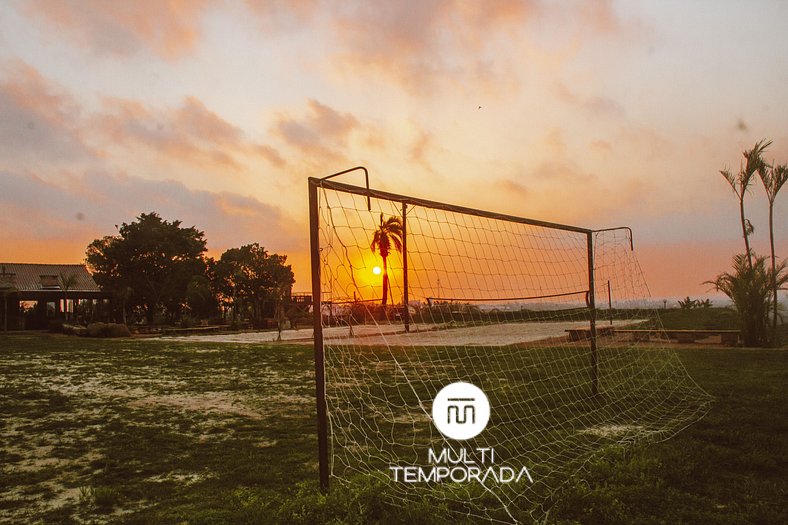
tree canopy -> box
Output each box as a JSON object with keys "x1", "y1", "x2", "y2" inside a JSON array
[
  {"x1": 86, "y1": 212, "x2": 207, "y2": 322},
  {"x1": 209, "y1": 243, "x2": 295, "y2": 326}
]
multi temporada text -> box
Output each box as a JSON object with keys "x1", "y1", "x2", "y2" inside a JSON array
[{"x1": 389, "y1": 447, "x2": 533, "y2": 484}]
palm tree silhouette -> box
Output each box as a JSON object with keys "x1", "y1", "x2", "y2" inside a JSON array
[
  {"x1": 759, "y1": 162, "x2": 788, "y2": 338},
  {"x1": 59, "y1": 273, "x2": 78, "y2": 321},
  {"x1": 719, "y1": 139, "x2": 771, "y2": 269},
  {"x1": 370, "y1": 213, "x2": 403, "y2": 306}
]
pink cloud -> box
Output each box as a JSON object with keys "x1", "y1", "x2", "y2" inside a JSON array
[
  {"x1": 554, "y1": 82, "x2": 625, "y2": 119},
  {"x1": 272, "y1": 99, "x2": 363, "y2": 169},
  {"x1": 94, "y1": 96, "x2": 284, "y2": 172},
  {"x1": 0, "y1": 60, "x2": 94, "y2": 162},
  {"x1": 0, "y1": 169, "x2": 304, "y2": 262},
  {"x1": 330, "y1": 1, "x2": 522, "y2": 92},
  {"x1": 243, "y1": 0, "x2": 319, "y2": 30},
  {"x1": 328, "y1": 1, "x2": 630, "y2": 94},
  {"x1": 25, "y1": 0, "x2": 213, "y2": 60}
]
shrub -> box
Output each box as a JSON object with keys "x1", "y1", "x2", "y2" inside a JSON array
[
  {"x1": 179, "y1": 315, "x2": 197, "y2": 329},
  {"x1": 707, "y1": 253, "x2": 787, "y2": 346},
  {"x1": 61, "y1": 324, "x2": 88, "y2": 336},
  {"x1": 93, "y1": 486, "x2": 121, "y2": 508}
]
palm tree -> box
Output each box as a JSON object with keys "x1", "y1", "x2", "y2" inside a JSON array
[
  {"x1": 370, "y1": 213, "x2": 403, "y2": 306},
  {"x1": 759, "y1": 162, "x2": 788, "y2": 338},
  {"x1": 720, "y1": 139, "x2": 771, "y2": 269},
  {"x1": 59, "y1": 273, "x2": 78, "y2": 322}
]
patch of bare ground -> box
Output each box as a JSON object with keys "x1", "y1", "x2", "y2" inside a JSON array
[{"x1": 1, "y1": 337, "x2": 314, "y2": 523}]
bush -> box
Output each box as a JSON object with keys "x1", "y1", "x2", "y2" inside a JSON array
[
  {"x1": 86, "y1": 322, "x2": 131, "y2": 338},
  {"x1": 47, "y1": 319, "x2": 65, "y2": 333},
  {"x1": 208, "y1": 315, "x2": 226, "y2": 326},
  {"x1": 707, "y1": 253, "x2": 787, "y2": 346},
  {"x1": 93, "y1": 486, "x2": 121, "y2": 509},
  {"x1": 61, "y1": 324, "x2": 88, "y2": 336},
  {"x1": 179, "y1": 315, "x2": 197, "y2": 329}
]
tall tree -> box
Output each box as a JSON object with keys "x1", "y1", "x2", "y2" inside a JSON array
[
  {"x1": 86, "y1": 213, "x2": 207, "y2": 323},
  {"x1": 211, "y1": 243, "x2": 295, "y2": 326},
  {"x1": 759, "y1": 162, "x2": 788, "y2": 338},
  {"x1": 370, "y1": 213, "x2": 403, "y2": 306},
  {"x1": 719, "y1": 139, "x2": 771, "y2": 269}
]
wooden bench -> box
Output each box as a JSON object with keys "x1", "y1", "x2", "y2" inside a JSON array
[
  {"x1": 613, "y1": 329, "x2": 739, "y2": 345},
  {"x1": 565, "y1": 326, "x2": 614, "y2": 341},
  {"x1": 667, "y1": 329, "x2": 739, "y2": 345}
]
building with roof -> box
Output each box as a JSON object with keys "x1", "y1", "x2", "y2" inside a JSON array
[{"x1": 0, "y1": 263, "x2": 112, "y2": 330}]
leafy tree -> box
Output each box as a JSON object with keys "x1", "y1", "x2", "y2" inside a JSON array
[
  {"x1": 186, "y1": 275, "x2": 216, "y2": 320},
  {"x1": 211, "y1": 243, "x2": 295, "y2": 327},
  {"x1": 86, "y1": 212, "x2": 207, "y2": 323},
  {"x1": 719, "y1": 139, "x2": 770, "y2": 269},
  {"x1": 678, "y1": 296, "x2": 698, "y2": 309},
  {"x1": 370, "y1": 214, "x2": 403, "y2": 306},
  {"x1": 758, "y1": 162, "x2": 788, "y2": 339}
]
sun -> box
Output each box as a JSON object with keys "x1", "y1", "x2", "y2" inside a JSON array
[{"x1": 372, "y1": 266, "x2": 382, "y2": 275}]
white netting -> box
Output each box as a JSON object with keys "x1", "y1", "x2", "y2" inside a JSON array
[{"x1": 313, "y1": 182, "x2": 712, "y2": 523}]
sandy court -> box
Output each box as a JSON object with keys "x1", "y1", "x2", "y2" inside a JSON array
[{"x1": 160, "y1": 319, "x2": 643, "y2": 347}]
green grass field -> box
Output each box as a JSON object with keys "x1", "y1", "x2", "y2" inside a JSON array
[{"x1": 0, "y1": 333, "x2": 785, "y2": 524}]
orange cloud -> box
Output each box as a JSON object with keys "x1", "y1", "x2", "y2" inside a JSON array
[{"x1": 25, "y1": 0, "x2": 213, "y2": 60}]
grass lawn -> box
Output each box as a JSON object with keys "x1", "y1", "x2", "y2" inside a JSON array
[{"x1": 0, "y1": 333, "x2": 785, "y2": 524}]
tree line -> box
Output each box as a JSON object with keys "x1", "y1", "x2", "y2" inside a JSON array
[{"x1": 86, "y1": 212, "x2": 297, "y2": 328}]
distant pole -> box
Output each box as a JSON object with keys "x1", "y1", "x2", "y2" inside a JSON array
[
  {"x1": 402, "y1": 201, "x2": 410, "y2": 333},
  {"x1": 607, "y1": 280, "x2": 613, "y2": 326},
  {"x1": 587, "y1": 232, "x2": 598, "y2": 397},
  {"x1": 308, "y1": 179, "x2": 330, "y2": 492}
]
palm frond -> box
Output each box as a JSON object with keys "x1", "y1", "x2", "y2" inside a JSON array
[
  {"x1": 744, "y1": 139, "x2": 772, "y2": 178},
  {"x1": 719, "y1": 169, "x2": 740, "y2": 196},
  {"x1": 763, "y1": 164, "x2": 788, "y2": 202}
]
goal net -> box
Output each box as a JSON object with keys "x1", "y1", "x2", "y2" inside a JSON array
[{"x1": 309, "y1": 176, "x2": 712, "y2": 523}]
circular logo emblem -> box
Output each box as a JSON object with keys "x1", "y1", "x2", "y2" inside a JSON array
[{"x1": 432, "y1": 382, "x2": 490, "y2": 440}]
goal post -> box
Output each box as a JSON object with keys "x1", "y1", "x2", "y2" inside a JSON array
[
  {"x1": 308, "y1": 177, "x2": 330, "y2": 492},
  {"x1": 307, "y1": 170, "x2": 711, "y2": 521}
]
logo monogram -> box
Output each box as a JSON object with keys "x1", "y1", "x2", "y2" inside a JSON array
[
  {"x1": 432, "y1": 383, "x2": 490, "y2": 440},
  {"x1": 447, "y1": 398, "x2": 476, "y2": 424}
]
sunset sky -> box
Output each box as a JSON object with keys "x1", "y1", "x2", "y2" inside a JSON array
[{"x1": 1, "y1": 0, "x2": 786, "y2": 299}]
